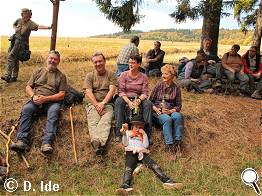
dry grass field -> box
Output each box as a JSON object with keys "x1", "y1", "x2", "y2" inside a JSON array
[{"x1": 0, "y1": 37, "x2": 261, "y2": 195}]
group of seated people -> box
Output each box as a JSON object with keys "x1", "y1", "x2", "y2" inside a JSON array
[
  {"x1": 4, "y1": 35, "x2": 261, "y2": 193},
  {"x1": 177, "y1": 38, "x2": 262, "y2": 99},
  {"x1": 8, "y1": 50, "x2": 184, "y2": 193}
]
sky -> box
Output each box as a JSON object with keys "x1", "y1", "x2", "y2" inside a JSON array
[{"x1": 0, "y1": 0, "x2": 240, "y2": 37}]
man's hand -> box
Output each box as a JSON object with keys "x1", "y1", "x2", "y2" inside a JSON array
[
  {"x1": 33, "y1": 95, "x2": 47, "y2": 105},
  {"x1": 95, "y1": 102, "x2": 105, "y2": 115}
]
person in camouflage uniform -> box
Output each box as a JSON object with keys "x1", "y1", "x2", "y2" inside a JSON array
[{"x1": 1, "y1": 8, "x2": 51, "y2": 83}]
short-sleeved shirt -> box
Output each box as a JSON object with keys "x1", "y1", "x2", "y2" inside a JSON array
[
  {"x1": 146, "y1": 49, "x2": 165, "y2": 69},
  {"x1": 222, "y1": 52, "x2": 243, "y2": 70},
  {"x1": 27, "y1": 67, "x2": 67, "y2": 96},
  {"x1": 116, "y1": 43, "x2": 139, "y2": 64},
  {"x1": 13, "y1": 18, "x2": 38, "y2": 45},
  {"x1": 83, "y1": 70, "x2": 117, "y2": 102}
]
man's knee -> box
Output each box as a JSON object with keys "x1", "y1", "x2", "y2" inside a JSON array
[{"x1": 22, "y1": 102, "x2": 37, "y2": 114}]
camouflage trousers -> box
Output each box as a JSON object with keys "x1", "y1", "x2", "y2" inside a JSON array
[{"x1": 4, "y1": 39, "x2": 21, "y2": 79}]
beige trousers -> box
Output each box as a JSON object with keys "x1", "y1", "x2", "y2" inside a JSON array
[{"x1": 85, "y1": 104, "x2": 113, "y2": 146}]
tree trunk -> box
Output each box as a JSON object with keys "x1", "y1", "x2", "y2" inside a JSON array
[
  {"x1": 252, "y1": 0, "x2": 262, "y2": 54},
  {"x1": 201, "y1": 0, "x2": 223, "y2": 55}
]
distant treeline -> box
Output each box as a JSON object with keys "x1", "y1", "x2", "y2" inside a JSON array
[{"x1": 92, "y1": 29, "x2": 253, "y2": 46}]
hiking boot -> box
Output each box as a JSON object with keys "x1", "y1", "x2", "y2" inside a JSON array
[
  {"x1": 10, "y1": 140, "x2": 29, "y2": 152},
  {"x1": 163, "y1": 179, "x2": 183, "y2": 190},
  {"x1": 251, "y1": 90, "x2": 262, "y2": 100},
  {"x1": 91, "y1": 140, "x2": 103, "y2": 155},
  {"x1": 41, "y1": 144, "x2": 53, "y2": 154},
  {"x1": 116, "y1": 184, "x2": 133, "y2": 195},
  {"x1": 9, "y1": 77, "x2": 17, "y2": 82},
  {"x1": 1, "y1": 76, "x2": 10, "y2": 83},
  {"x1": 96, "y1": 145, "x2": 106, "y2": 156}
]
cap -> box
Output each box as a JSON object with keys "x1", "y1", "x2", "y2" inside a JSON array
[
  {"x1": 21, "y1": 8, "x2": 30, "y2": 13},
  {"x1": 130, "y1": 115, "x2": 145, "y2": 125}
]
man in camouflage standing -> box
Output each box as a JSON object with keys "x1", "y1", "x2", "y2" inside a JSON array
[{"x1": 1, "y1": 8, "x2": 51, "y2": 83}]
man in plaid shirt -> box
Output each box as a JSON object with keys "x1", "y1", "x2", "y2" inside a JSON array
[{"x1": 115, "y1": 36, "x2": 140, "y2": 77}]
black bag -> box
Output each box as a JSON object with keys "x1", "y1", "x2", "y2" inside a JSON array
[
  {"x1": 17, "y1": 43, "x2": 31, "y2": 62},
  {"x1": 63, "y1": 85, "x2": 85, "y2": 107}
]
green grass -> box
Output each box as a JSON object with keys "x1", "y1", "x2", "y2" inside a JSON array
[{"x1": 0, "y1": 37, "x2": 261, "y2": 195}]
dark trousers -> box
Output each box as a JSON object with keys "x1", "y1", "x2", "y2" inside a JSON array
[
  {"x1": 203, "y1": 63, "x2": 223, "y2": 79},
  {"x1": 114, "y1": 97, "x2": 152, "y2": 137},
  {"x1": 248, "y1": 74, "x2": 262, "y2": 93},
  {"x1": 5, "y1": 38, "x2": 21, "y2": 79},
  {"x1": 17, "y1": 100, "x2": 61, "y2": 145},
  {"x1": 122, "y1": 151, "x2": 170, "y2": 186}
]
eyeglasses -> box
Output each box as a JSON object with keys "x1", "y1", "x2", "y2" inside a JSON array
[{"x1": 249, "y1": 50, "x2": 256, "y2": 52}]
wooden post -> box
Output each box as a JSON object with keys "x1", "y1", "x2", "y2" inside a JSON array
[{"x1": 50, "y1": 0, "x2": 65, "y2": 51}]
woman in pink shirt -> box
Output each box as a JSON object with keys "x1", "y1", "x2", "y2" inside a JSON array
[{"x1": 114, "y1": 54, "x2": 153, "y2": 144}]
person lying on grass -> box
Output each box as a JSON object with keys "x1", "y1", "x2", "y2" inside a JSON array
[{"x1": 116, "y1": 115, "x2": 183, "y2": 195}]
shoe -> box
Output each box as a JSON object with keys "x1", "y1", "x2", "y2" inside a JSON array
[
  {"x1": 91, "y1": 140, "x2": 101, "y2": 154},
  {"x1": 1, "y1": 76, "x2": 10, "y2": 83},
  {"x1": 148, "y1": 137, "x2": 153, "y2": 145},
  {"x1": 163, "y1": 179, "x2": 183, "y2": 190},
  {"x1": 96, "y1": 145, "x2": 106, "y2": 156},
  {"x1": 10, "y1": 140, "x2": 29, "y2": 152},
  {"x1": 41, "y1": 144, "x2": 53, "y2": 154},
  {"x1": 251, "y1": 91, "x2": 262, "y2": 100},
  {"x1": 133, "y1": 164, "x2": 143, "y2": 175},
  {"x1": 114, "y1": 136, "x2": 122, "y2": 143},
  {"x1": 116, "y1": 184, "x2": 133, "y2": 195},
  {"x1": 9, "y1": 78, "x2": 17, "y2": 82}
]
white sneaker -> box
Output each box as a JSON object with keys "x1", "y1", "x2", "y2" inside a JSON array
[
  {"x1": 116, "y1": 187, "x2": 133, "y2": 195},
  {"x1": 163, "y1": 180, "x2": 183, "y2": 190}
]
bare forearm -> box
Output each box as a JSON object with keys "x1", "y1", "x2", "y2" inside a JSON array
[
  {"x1": 26, "y1": 85, "x2": 34, "y2": 97},
  {"x1": 45, "y1": 92, "x2": 65, "y2": 102},
  {"x1": 102, "y1": 86, "x2": 116, "y2": 104},
  {"x1": 38, "y1": 25, "x2": 51, "y2": 30},
  {"x1": 85, "y1": 89, "x2": 98, "y2": 106}
]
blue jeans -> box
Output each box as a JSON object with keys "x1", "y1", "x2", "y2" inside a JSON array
[
  {"x1": 17, "y1": 101, "x2": 61, "y2": 145},
  {"x1": 115, "y1": 64, "x2": 129, "y2": 77},
  {"x1": 153, "y1": 112, "x2": 183, "y2": 144}
]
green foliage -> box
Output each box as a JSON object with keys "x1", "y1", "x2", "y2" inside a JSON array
[
  {"x1": 234, "y1": 0, "x2": 259, "y2": 32},
  {"x1": 93, "y1": 28, "x2": 254, "y2": 45},
  {"x1": 94, "y1": 0, "x2": 143, "y2": 32}
]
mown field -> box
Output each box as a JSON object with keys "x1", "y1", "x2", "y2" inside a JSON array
[{"x1": 0, "y1": 37, "x2": 261, "y2": 195}]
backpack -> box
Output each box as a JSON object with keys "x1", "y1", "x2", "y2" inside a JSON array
[
  {"x1": 177, "y1": 57, "x2": 189, "y2": 75},
  {"x1": 63, "y1": 85, "x2": 85, "y2": 107}
]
